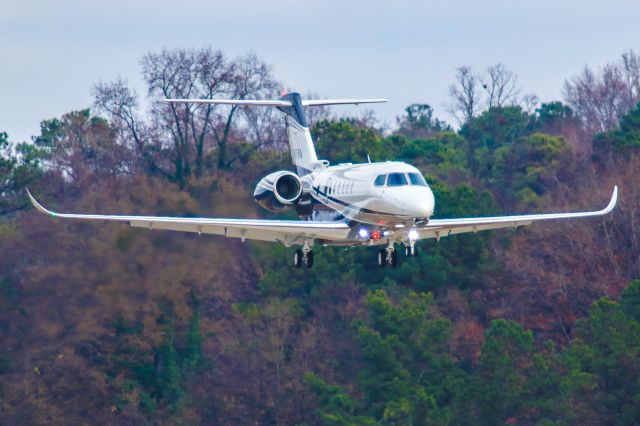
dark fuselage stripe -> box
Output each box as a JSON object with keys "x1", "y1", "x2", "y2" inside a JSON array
[{"x1": 312, "y1": 186, "x2": 400, "y2": 217}]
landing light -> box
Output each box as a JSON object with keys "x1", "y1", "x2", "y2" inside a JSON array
[
  {"x1": 408, "y1": 230, "x2": 419, "y2": 241},
  {"x1": 358, "y1": 228, "x2": 369, "y2": 239}
]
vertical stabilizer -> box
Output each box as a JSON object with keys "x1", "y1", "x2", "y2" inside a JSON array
[{"x1": 277, "y1": 93, "x2": 321, "y2": 176}]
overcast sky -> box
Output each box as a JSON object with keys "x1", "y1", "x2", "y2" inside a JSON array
[{"x1": 2, "y1": 0, "x2": 640, "y2": 142}]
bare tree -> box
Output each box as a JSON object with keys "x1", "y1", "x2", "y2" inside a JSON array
[
  {"x1": 620, "y1": 49, "x2": 640, "y2": 111},
  {"x1": 212, "y1": 53, "x2": 279, "y2": 169},
  {"x1": 564, "y1": 49, "x2": 640, "y2": 136},
  {"x1": 93, "y1": 77, "x2": 169, "y2": 179},
  {"x1": 521, "y1": 93, "x2": 540, "y2": 115},
  {"x1": 482, "y1": 63, "x2": 521, "y2": 108},
  {"x1": 142, "y1": 48, "x2": 233, "y2": 186},
  {"x1": 448, "y1": 66, "x2": 482, "y2": 125},
  {"x1": 95, "y1": 48, "x2": 280, "y2": 188}
]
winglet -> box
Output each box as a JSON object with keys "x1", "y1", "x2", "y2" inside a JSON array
[
  {"x1": 26, "y1": 189, "x2": 57, "y2": 217},
  {"x1": 603, "y1": 185, "x2": 618, "y2": 214}
]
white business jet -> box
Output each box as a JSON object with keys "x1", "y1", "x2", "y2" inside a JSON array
[{"x1": 27, "y1": 92, "x2": 617, "y2": 269}]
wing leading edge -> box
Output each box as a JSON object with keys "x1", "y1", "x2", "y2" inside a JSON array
[
  {"x1": 418, "y1": 186, "x2": 618, "y2": 239},
  {"x1": 26, "y1": 190, "x2": 350, "y2": 245}
]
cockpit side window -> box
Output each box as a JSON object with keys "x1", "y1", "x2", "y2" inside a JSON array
[
  {"x1": 408, "y1": 172, "x2": 428, "y2": 186},
  {"x1": 387, "y1": 172, "x2": 408, "y2": 186},
  {"x1": 374, "y1": 174, "x2": 386, "y2": 186}
]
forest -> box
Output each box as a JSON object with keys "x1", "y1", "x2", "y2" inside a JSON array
[{"x1": 1, "y1": 47, "x2": 640, "y2": 425}]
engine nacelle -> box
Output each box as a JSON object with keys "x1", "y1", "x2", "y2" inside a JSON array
[{"x1": 253, "y1": 171, "x2": 303, "y2": 213}]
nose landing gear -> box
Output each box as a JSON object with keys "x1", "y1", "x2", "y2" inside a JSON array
[{"x1": 293, "y1": 241, "x2": 314, "y2": 269}]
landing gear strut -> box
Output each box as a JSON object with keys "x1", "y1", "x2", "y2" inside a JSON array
[
  {"x1": 405, "y1": 243, "x2": 418, "y2": 257},
  {"x1": 293, "y1": 241, "x2": 314, "y2": 269},
  {"x1": 377, "y1": 241, "x2": 398, "y2": 268}
]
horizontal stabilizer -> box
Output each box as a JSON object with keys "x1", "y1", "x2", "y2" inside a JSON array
[
  {"x1": 163, "y1": 99, "x2": 292, "y2": 107},
  {"x1": 301, "y1": 99, "x2": 388, "y2": 106},
  {"x1": 163, "y1": 98, "x2": 388, "y2": 107}
]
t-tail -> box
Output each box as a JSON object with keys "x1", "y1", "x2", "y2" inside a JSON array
[{"x1": 163, "y1": 93, "x2": 387, "y2": 176}]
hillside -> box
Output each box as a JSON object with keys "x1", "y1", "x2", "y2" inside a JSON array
[{"x1": 1, "y1": 48, "x2": 640, "y2": 425}]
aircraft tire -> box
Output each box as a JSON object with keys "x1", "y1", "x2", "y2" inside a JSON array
[
  {"x1": 294, "y1": 249, "x2": 303, "y2": 268},
  {"x1": 390, "y1": 250, "x2": 398, "y2": 268},
  {"x1": 304, "y1": 250, "x2": 314, "y2": 269},
  {"x1": 377, "y1": 249, "x2": 386, "y2": 267}
]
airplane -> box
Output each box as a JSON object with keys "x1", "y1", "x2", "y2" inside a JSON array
[{"x1": 27, "y1": 92, "x2": 618, "y2": 269}]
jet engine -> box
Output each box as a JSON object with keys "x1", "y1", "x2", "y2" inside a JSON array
[{"x1": 254, "y1": 171, "x2": 303, "y2": 213}]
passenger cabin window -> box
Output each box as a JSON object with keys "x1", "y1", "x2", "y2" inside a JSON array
[
  {"x1": 374, "y1": 175, "x2": 386, "y2": 186},
  {"x1": 408, "y1": 172, "x2": 428, "y2": 186},
  {"x1": 387, "y1": 172, "x2": 408, "y2": 186}
]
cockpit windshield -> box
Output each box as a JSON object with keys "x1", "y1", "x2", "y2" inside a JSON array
[
  {"x1": 374, "y1": 175, "x2": 386, "y2": 186},
  {"x1": 387, "y1": 173, "x2": 408, "y2": 186},
  {"x1": 408, "y1": 172, "x2": 428, "y2": 186},
  {"x1": 373, "y1": 172, "x2": 429, "y2": 187}
]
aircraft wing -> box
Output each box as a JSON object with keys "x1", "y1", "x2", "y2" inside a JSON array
[
  {"x1": 26, "y1": 190, "x2": 350, "y2": 245},
  {"x1": 417, "y1": 186, "x2": 618, "y2": 239}
]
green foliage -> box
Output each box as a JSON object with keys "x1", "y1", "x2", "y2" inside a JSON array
[
  {"x1": 304, "y1": 372, "x2": 372, "y2": 425},
  {"x1": 313, "y1": 119, "x2": 395, "y2": 163},
  {"x1": 493, "y1": 132, "x2": 572, "y2": 205},
  {"x1": 563, "y1": 293, "x2": 640, "y2": 424},
  {"x1": 399, "y1": 132, "x2": 469, "y2": 180},
  {"x1": 2, "y1": 68, "x2": 639, "y2": 424},
  {"x1": 309, "y1": 289, "x2": 460, "y2": 425},
  {"x1": 396, "y1": 104, "x2": 451, "y2": 139},
  {"x1": 0, "y1": 131, "x2": 46, "y2": 214},
  {"x1": 461, "y1": 106, "x2": 534, "y2": 177},
  {"x1": 536, "y1": 101, "x2": 574, "y2": 129},
  {"x1": 593, "y1": 102, "x2": 640, "y2": 154},
  {"x1": 621, "y1": 279, "x2": 640, "y2": 321},
  {"x1": 472, "y1": 320, "x2": 534, "y2": 424},
  {"x1": 111, "y1": 299, "x2": 205, "y2": 416}
]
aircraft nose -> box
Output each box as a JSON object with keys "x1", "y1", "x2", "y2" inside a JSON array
[{"x1": 397, "y1": 187, "x2": 435, "y2": 218}]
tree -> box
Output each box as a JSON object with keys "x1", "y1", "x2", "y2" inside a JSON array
[
  {"x1": 563, "y1": 292, "x2": 640, "y2": 424},
  {"x1": 472, "y1": 320, "x2": 535, "y2": 425},
  {"x1": 94, "y1": 48, "x2": 280, "y2": 188},
  {"x1": 482, "y1": 63, "x2": 521, "y2": 108},
  {"x1": 0, "y1": 132, "x2": 45, "y2": 215},
  {"x1": 564, "y1": 49, "x2": 640, "y2": 136},
  {"x1": 34, "y1": 109, "x2": 133, "y2": 184},
  {"x1": 593, "y1": 102, "x2": 640, "y2": 155},
  {"x1": 395, "y1": 104, "x2": 451, "y2": 139},
  {"x1": 93, "y1": 77, "x2": 170, "y2": 179},
  {"x1": 448, "y1": 66, "x2": 483, "y2": 125},
  {"x1": 308, "y1": 290, "x2": 461, "y2": 425},
  {"x1": 493, "y1": 132, "x2": 573, "y2": 206},
  {"x1": 313, "y1": 119, "x2": 393, "y2": 164}
]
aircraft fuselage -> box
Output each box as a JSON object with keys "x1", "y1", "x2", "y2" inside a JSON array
[{"x1": 304, "y1": 161, "x2": 435, "y2": 228}]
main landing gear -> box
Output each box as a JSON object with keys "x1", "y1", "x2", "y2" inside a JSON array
[
  {"x1": 377, "y1": 241, "x2": 419, "y2": 268},
  {"x1": 293, "y1": 241, "x2": 314, "y2": 269},
  {"x1": 405, "y1": 244, "x2": 418, "y2": 257},
  {"x1": 377, "y1": 241, "x2": 399, "y2": 268}
]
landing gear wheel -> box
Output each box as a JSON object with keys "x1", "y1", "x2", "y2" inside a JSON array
[
  {"x1": 377, "y1": 249, "x2": 387, "y2": 268},
  {"x1": 304, "y1": 250, "x2": 314, "y2": 269},
  {"x1": 294, "y1": 249, "x2": 303, "y2": 268},
  {"x1": 390, "y1": 249, "x2": 398, "y2": 268}
]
